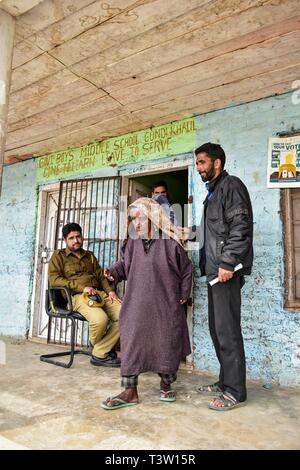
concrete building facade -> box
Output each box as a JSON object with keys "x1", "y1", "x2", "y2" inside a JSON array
[{"x1": 1, "y1": 90, "x2": 300, "y2": 385}]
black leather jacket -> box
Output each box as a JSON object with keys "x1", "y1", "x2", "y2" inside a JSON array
[{"x1": 192, "y1": 170, "x2": 253, "y2": 282}]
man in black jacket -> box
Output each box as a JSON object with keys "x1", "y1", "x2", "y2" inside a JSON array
[{"x1": 189, "y1": 142, "x2": 253, "y2": 411}]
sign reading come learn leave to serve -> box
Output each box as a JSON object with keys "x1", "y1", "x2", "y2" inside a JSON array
[{"x1": 37, "y1": 117, "x2": 198, "y2": 182}]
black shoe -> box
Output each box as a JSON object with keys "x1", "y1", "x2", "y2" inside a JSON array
[
  {"x1": 89, "y1": 345, "x2": 117, "y2": 358},
  {"x1": 90, "y1": 354, "x2": 121, "y2": 368},
  {"x1": 108, "y1": 349, "x2": 117, "y2": 359}
]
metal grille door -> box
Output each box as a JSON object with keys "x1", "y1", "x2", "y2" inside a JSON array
[
  {"x1": 34, "y1": 190, "x2": 60, "y2": 340},
  {"x1": 48, "y1": 176, "x2": 121, "y2": 347}
]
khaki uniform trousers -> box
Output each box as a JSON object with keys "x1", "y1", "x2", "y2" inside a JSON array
[{"x1": 72, "y1": 291, "x2": 120, "y2": 359}]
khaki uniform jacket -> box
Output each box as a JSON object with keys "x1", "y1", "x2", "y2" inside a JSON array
[{"x1": 48, "y1": 247, "x2": 114, "y2": 295}]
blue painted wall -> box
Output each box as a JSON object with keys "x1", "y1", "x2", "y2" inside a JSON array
[
  {"x1": 191, "y1": 93, "x2": 300, "y2": 386},
  {"x1": 0, "y1": 92, "x2": 299, "y2": 384},
  {"x1": 0, "y1": 159, "x2": 37, "y2": 336}
]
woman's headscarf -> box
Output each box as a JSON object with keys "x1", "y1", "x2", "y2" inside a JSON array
[{"x1": 128, "y1": 197, "x2": 183, "y2": 247}]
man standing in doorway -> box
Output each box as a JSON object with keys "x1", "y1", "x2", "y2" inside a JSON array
[
  {"x1": 152, "y1": 180, "x2": 177, "y2": 225},
  {"x1": 187, "y1": 142, "x2": 253, "y2": 410},
  {"x1": 48, "y1": 223, "x2": 121, "y2": 368}
]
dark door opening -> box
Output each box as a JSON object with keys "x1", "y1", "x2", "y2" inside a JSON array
[
  {"x1": 128, "y1": 168, "x2": 193, "y2": 368},
  {"x1": 129, "y1": 168, "x2": 189, "y2": 227}
]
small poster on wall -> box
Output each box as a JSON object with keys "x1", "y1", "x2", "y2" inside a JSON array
[{"x1": 267, "y1": 135, "x2": 300, "y2": 188}]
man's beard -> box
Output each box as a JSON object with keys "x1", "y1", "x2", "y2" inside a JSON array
[
  {"x1": 200, "y1": 167, "x2": 215, "y2": 182},
  {"x1": 70, "y1": 244, "x2": 82, "y2": 252}
]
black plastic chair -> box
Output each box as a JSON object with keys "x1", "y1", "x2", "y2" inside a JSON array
[{"x1": 40, "y1": 287, "x2": 91, "y2": 368}]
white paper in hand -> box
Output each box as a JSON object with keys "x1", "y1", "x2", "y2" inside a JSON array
[{"x1": 209, "y1": 263, "x2": 243, "y2": 286}]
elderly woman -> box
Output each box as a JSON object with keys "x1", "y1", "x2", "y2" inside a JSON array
[{"x1": 101, "y1": 197, "x2": 192, "y2": 410}]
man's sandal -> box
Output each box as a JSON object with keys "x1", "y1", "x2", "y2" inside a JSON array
[
  {"x1": 101, "y1": 396, "x2": 139, "y2": 410},
  {"x1": 196, "y1": 383, "x2": 223, "y2": 395},
  {"x1": 159, "y1": 389, "x2": 176, "y2": 402},
  {"x1": 209, "y1": 392, "x2": 246, "y2": 411}
]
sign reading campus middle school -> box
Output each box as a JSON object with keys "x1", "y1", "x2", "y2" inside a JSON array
[
  {"x1": 267, "y1": 135, "x2": 300, "y2": 188},
  {"x1": 37, "y1": 117, "x2": 198, "y2": 182}
]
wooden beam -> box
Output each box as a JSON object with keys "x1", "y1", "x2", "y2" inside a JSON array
[
  {"x1": 5, "y1": 112, "x2": 143, "y2": 160},
  {"x1": 8, "y1": 69, "x2": 97, "y2": 123},
  {"x1": 10, "y1": 52, "x2": 64, "y2": 92},
  {"x1": 5, "y1": 64, "x2": 299, "y2": 162},
  {"x1": 6, "y1": 94, "x2": 122, "y2": 148},
  {"x1": 64, "y1": 0, "x2": 254, "y2": 77},
  {"x1": 0, "y1": 9, "x2": 14, "y2": 194},
  {"x1": 49, "y1": 0, "x2": 208, "y2": 65},
  {"x1": 14, "y1": 0, "x2": 95, "y2": 42},
  {"x1": 100, "y1": 6, "x2": 300, "y2": 93},
  {"x1": 111, "y1": 32, "x2": 300, "y2": 109},
  {"x1": 31, "y1": 0, "x2": 139, "y2": 51},
  {"x1": 7, "y1": 88, "x2": 106, "y2": 132},
  {"x1": 9, "y1": 29, "x2": 300, "y2": 148},
  {"x1": 0, "y1": 0, "x2": 44, "y2": 17},
  {"x1": 12, "y1": 37, "x2": 42, "y2": 68},
  {"x1": 130, "y1": 65, "x2": 300, "y2": 122}
]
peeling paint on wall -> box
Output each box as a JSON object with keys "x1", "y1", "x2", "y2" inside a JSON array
[
  {"x1": 0, "y1": 159, "x2": 37, "y2": 337},
  {"x1": 192, "y1": 93, "x2": 300, "y2": 386}
]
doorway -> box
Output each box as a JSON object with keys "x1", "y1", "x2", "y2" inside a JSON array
[
  {"x1": 128, "y1": 169, "x2": 189, "y2": 227},
  {"x1": 30, "y1": 177, "x2": 121, "y2": 346},
  {"x1": 30, "y1": 166, "x2": 194, "y2": 366},
  {"x1": 30, "y1": 185, "x2": 60, "y2": 341},
  {"x1": 122, "y1": 166, "x2": 193, "y2": 368}
]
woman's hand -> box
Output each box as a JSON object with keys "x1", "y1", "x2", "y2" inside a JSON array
[
  {"x1": 180, "y1": 299, "x2": 188, "y2": 304},
  {"x1": 108, "y1": 291, "x2": 122, "y2": 304},
  {"x1": 104, "y1": 268, "x2": 115, "y2": 281},
  {"x1": 179, "y1": 227, "x2": 190, "y2": 241},
  {"x1": 83, "y1": 286, "x2": 97, "y2": 295}
]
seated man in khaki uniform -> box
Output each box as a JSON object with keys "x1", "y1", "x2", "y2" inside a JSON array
[{"x1": 48, "y1": 222, "x2": 121, "y2": 367}]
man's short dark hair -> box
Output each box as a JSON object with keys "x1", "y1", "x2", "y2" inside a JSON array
[
  {"x1": 195, "y1": 142, "x2": 226, "y2": 169},
  {"x1": 62, "y1": 223, "x2": 82, "y2": 239},
  {"x1": 153, "y1": 180, "x2": 168, "y2": 191}
]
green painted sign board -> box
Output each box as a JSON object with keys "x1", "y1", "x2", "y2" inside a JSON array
[{"x1": 37, "y1": 116, "x2": 198, "y2": 182}]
